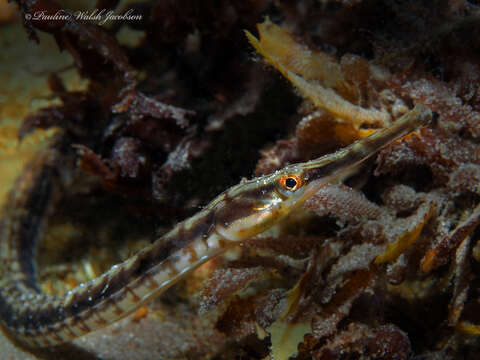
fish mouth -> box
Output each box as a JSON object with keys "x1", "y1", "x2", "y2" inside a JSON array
[{"x1": 297, "y1": 104, "x2": 432, "y2": 184}]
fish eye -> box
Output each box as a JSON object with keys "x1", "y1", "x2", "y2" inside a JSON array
[
  {"x1": 279, "y1": 174, "x2": 302, "y2": 192},
  {"x1": 285, "y1": 177, "x2": 297, "y2": 188}
]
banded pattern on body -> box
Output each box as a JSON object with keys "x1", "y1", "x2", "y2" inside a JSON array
[
  {"x1": 0, "y1": 104, "x2": 432, "y2": 347},
  {"x1": 0, "y1": 162, "x2": 230, "y2": 347}
]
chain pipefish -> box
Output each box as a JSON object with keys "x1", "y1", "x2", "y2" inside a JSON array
[{"x1": 0, "y1": 104, "x2": 432, "y2": 348}]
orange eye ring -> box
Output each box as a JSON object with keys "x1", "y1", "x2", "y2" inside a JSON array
[{"x1": 279, "y1": 174, "x2": 302, "y2": 192}]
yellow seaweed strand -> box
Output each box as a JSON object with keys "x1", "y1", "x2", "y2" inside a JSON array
[
  {"x1": 245, "y1": 22, "x2": 391, "y2": 127},
  {"x1": 375, "y1": 203, "x2": 434, "y2": 264}
]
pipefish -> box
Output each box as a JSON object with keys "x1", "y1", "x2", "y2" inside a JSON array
[{"x1": 0, "y1": 104, "x2": 432, "y2": 347}]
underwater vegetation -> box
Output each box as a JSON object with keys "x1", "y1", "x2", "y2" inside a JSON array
[{"x1": 0, "y1": 0, "x2": 480, "y2": 359}]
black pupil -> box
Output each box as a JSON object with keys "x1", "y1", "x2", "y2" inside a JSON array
[{"x1": 285, "y1": 177, "x2": 297, "y2": 189}]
